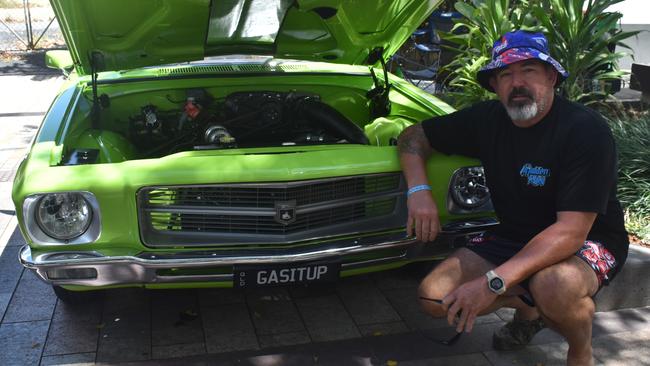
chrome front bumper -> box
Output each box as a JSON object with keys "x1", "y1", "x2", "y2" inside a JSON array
[{"x1": 20, "y1": 219, "x2": 497, "y2": 287}]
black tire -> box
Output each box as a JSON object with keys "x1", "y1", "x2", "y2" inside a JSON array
[{"x1": 52, "y1": 285, "x2": 102, "y2": 304}]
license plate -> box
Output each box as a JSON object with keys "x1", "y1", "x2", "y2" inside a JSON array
[{"x1": 233, "y1": 262, "x2": 340, "y2": 288}]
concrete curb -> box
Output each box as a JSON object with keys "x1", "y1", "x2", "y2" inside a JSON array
[{"x1": 596, "y1": 245, "x2": 650, "y2": 312}]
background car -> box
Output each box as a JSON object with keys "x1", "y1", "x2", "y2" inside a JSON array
[{"x1": 13, "y1": 0, "x2": 496, "y2": 302}]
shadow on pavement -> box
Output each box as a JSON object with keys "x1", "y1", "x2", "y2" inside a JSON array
[{"x1": 0, "y1": 49, "x2": 61, "y2": 79}]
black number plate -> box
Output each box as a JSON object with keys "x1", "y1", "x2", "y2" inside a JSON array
[{"x1": 233, "y1": 262, "x2": 340, "y2": 288}]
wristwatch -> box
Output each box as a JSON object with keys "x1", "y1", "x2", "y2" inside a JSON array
[{"x1": 486, "y1": 270, "x2": 506, "y2": 295}]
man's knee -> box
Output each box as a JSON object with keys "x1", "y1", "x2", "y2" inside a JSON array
[
  {"x1": 417, "y1": 252, "x2": 463, "y2": 318},
  {"x1": 529, "y1": 257, "x2": 597, "y2": 318},
  {"x1": 417, "y1": 248, "x2": 496, "y2": 318},
  {"x1": 418, "y1": 276, "x2": 447, "y2": 318}
]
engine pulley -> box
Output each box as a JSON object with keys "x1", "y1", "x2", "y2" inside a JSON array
[{"x1": 204, "y1": 125, "x2": 236, "y2": 147}]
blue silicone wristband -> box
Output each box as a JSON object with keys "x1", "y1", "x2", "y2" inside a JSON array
[{"x1": 407, "y1": 184, "x2": 432, "y2": 196}]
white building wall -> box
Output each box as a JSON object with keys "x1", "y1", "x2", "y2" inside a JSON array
[{"x1": 608, "y1": 0, "x2": 650, "y2": 25}]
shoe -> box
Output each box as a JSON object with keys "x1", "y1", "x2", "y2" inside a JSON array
[{"x1": 492, "y1": 316, "x2": 546, "y2": 351}]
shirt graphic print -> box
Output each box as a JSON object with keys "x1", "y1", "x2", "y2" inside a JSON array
[{"x1": 519, "y1": 163, "x2": 551, "y2": 187}]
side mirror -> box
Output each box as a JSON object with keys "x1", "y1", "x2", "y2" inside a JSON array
[{"x1": 45, "y1": 50, "x2": 74, "y2": 75}]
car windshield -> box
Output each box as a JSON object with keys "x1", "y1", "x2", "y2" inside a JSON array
[{"x1": 207, "y1": 0, "x2": 293, "y2": 45}]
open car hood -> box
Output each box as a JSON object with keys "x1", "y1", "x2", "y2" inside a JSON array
[{"x1": 51, "y1": 0, "x2": 442, "y2": 75}]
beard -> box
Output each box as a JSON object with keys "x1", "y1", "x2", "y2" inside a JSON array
[{"x1": 504, "y1": 87, "x2": 545, "y2": 122}]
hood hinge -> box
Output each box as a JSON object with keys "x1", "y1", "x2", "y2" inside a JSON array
[{"x1": 366, "y1": 47, "x2": 391, "y2": 118}]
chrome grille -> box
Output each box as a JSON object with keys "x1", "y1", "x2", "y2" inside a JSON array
[{"x1": 138, "y1": 174, "x2": 406, "y2": 247}]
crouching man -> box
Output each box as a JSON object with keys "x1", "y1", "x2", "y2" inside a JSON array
[{"x1": 397, "y1": 30, "x2": 629, "y2": 366}]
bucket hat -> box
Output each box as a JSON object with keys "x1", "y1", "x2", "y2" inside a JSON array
[{"x1": 477, "y1": 30, "x2": 569, "y2": 92}]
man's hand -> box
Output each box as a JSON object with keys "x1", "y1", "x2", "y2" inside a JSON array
[
  {"x1": 398, "y1": 124, "x2": 440, "y2": 242},
  {"x1": 406, "y1": 191, "x2": 440, "y2": 242},
  {"x1": 442, "y1": 276, "x2": 498, "y2": 333}
]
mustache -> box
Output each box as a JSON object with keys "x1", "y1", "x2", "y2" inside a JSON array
[{"x1": 508, "y1": 87, "x2": 534, "y2": 103}]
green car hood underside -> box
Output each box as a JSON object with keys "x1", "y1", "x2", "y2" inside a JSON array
[{"x1": 50, "y1": 0, "x2": 442, "y2": 75}]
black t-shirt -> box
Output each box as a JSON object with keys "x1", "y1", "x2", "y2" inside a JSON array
[{"x1": 422, "y1": 96, "x2": 629, "y2": 272}]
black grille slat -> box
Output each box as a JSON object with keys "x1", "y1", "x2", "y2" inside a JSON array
[
  {"x1": 147, "y1": 197, "x2": 395, "y2": 235},
  {"x1": 139, "y1": 174, "x2": 402, "y2": 245},
  {"x1": 144, "y1": 175, "x2": 400, "y2": 208},
  {"x1": 148, "y1": 200, "x2": 393, "y2": 235}
]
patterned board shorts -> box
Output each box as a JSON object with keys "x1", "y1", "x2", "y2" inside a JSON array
[{"x1": 466, "y1": 233, "x2": 618, "y2": 301}]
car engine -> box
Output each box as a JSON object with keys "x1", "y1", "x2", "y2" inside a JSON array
[{"x1": 128, "y1": 90, "x2": 369, "y2": 158}]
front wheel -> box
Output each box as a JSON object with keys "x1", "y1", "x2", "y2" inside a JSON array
[{"x1": 52, "y1": 285, "x2": 102, "y2": 304}]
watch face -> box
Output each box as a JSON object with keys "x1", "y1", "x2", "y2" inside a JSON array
[{"x1": 490, "y1": 277, "x2": 504, "y2": 290}]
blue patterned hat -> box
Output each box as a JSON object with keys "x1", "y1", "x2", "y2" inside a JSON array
[{"x1": 477, "y1": 30, "x2": 569, "y2": 92}]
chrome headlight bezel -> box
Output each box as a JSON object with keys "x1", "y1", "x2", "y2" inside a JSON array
[
  {"x1": 447, "y1": 166, "x2": 493, "y2": 214},
  {"x1": 23, "y1": 192, "x2": 101, "y2": 245}
]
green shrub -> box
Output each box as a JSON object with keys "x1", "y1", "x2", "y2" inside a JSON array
[
  {"x1": 609, "y1": 112, "x2": 650, "y2": 242},
  {"x1": 440, "y1": 0, "x2": 536, "y2": 108},
  {"x1": 532, "y1": 0, "x2": 639, "y2": 103}
]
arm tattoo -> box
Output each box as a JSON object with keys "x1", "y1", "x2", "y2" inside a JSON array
[{"x1": 398, "y1": 124, "x2": 431, "y2": 159}]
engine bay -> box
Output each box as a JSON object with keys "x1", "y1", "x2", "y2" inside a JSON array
[
  {"x1": 58, "y1": 72, "x2": 434, "y2": 166},
  {"x1": 125, "y1": 89, "x2": 370, "y2": 158}
]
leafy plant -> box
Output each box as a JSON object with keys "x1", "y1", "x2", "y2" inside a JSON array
[
  {"x1": 609, "y1": 112, "x2": 650, "y2": 242},
  {"x1": 438, "y1": 0, "x2": 537, "y2": 108},
  {"x1": 439, "y1": 0, "x2": 639, "y2": 108},
  {"x1": 532, "y1": 0, "x2": 639, "y2": 102}
]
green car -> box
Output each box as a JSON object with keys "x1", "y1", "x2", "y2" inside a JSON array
[{"x1": 13, "y1": 0, "x2": 496, "y2": 302}]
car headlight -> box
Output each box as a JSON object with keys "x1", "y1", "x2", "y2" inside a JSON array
[
  {"x1": 23, "y1": 192, "x2": 101, "y2": 245},
  {"x1": 448, "y1": 166, "x2": 493, "y2": 214},
  {"x1": 35, "y1": 193, "x2": 92, "y2": 240}
]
